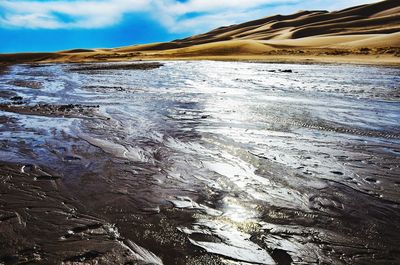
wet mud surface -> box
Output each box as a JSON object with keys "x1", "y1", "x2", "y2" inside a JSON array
[
  {"x1": 7, "y1": 80, "x2": 43, "y2": 89},
  {"x1": 69, "y1": 62, "x2": 164, "y2": 72},
  {"x1": 0, "y1": 104, "x2": 100, "y2": 118},
  {"x1": 0, "y1": 61, "x2": 399, "y2": 264}
]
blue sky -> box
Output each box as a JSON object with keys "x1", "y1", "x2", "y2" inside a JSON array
[{"x1": 0, "y1": 0, "x2": 377, "y2": 53}]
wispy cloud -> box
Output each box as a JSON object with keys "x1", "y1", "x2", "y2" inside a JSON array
[
  {"x1": 0, "y1": 0, "x2": 150, "y2": 29},
  {"x1": 0, "y1": 0, "x2": 379, "y2": 32}
]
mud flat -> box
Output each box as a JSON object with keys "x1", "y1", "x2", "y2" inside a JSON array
[
  {"x1": 7, "y1": 80, "x2": 43, "y2": 89},
  {"x1": 0, "y1": 104, "x2": 100, "y2": 118},
  {"x1": 0, "y1": 66, "x2": 7, "y2": 75},
  {"x1": 0, "y1": 61, "x2": 399, "y2": 264},
  {"x1": 0, "y1": 162, "x2": 142, "y2": 264},
  {"x1": 68, "y1": 62, "x2": 164, "y2": 72}
]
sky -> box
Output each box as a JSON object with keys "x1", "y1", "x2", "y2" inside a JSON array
[{"x1": 0, "y1": 0, "x2": 379, "y2": 53}]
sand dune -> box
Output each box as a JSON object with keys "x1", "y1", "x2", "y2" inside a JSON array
[
  {"x1": 334, "y1": 32, "x2": 400, "y2": 48},
  {"x1": 1, "y1": 0, "x2": 399, "y2": 65},
  {"x1": 154, "y1": 40, "x2": 275, "y2": 57},
  {"x1": 0, "y1": 52, "x2": 63, "y2": 64},
  {"x1": 60, "y1": 49, "x2": 96, "y2": 53},
  {"x1": 135, "y1": 0, "x2": 399, "y2": 48},
  {"x1": 101, "y1": 0, "x2": 400, "y2": 64}
]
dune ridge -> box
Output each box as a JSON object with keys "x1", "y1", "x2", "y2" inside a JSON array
[
  {"x1": 114, "y1": 0, "x2": 399, "y2": 52},
  {"x1": 1, "y1": 0, "x2": 399, "y2": 65}
]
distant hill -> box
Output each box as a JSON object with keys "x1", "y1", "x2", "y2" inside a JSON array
[{"x1": 115, "y1": 0, "x2": 399, "y2": 54}]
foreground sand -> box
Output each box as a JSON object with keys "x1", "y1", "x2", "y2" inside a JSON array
[{"x1": 1, "y1": 61, "x2": 399, "y2": 264}]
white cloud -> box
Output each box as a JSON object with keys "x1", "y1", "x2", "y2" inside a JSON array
[
  {"x1": 0, "y1": 0, "x2": 381, "y2": 32},
  {"x1": 0, "y1": 0, "x2": 150, "y2": 29},
  {"x1": 154, "y1": 0, "x2": 298, "y2": 14},
  {"x1": 151, "y1": 0, "x2": 380, "y2": 34},
  {"x1": 149, "y1": 0, "x2": 299, "y2": 33}
]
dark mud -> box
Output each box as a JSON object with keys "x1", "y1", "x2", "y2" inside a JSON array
[
  {"x1": 7, "y1": 80, "x2": 43, "y2": 89},
  {"x1": 0, "y1": 162, "x2": 139, "y2": 264},
  {"x1": 69, "y1": 62, "x2": 163, "y2": 72},
  {"x1": 0, "y1": 61, "x2": 399, "y2": 264},
  {"x1": 0, "y1": 90, "x2": 17, "y2": 99},
  {"x1": 0, "y1": 65, "x2": 8, "y2": 75},
  {"x1": 0, "y1": 104, "x2": 100, "y2": 118}
]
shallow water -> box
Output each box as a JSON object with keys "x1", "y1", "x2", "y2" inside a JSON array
[{"x1": 0, "y1": 61, "x2": 399, "y2": 264}]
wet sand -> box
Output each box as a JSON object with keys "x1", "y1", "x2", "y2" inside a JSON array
[
  {"x1": 0, "y1": 104, "x2": 100, "y2": 118},
  {"x1": 68, "y1": 62, "x2": 163, "y2": 71},
  {"x1": 1, "y1": 50, "x2": 400, "y2": 68},
  {"x1": 0, "y1": 61, "x2": 399, "y2": 264}
]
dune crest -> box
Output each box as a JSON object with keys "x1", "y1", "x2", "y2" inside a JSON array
[{"x1": 116, "y1": 0, "x2": 399, "y2": 52}]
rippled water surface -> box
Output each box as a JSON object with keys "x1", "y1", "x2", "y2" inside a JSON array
[{"x1": 0, "y1": 61, "x2": 399, "y2": 264}]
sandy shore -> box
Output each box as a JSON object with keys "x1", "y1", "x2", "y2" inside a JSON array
[
  {"x1": 1, "y1": 52, "x2": 399, "y2": 68},
  {"x1": 146, "y1": 54, "x2": 400, "y2": 66}
]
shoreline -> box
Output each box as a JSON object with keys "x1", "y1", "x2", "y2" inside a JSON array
[
  {"x1": 147, "y1": 54, "x2": 400, "y2": 67},
  {"x1": 1, "y1": 52, "x2": 400, "y2": 68}
]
